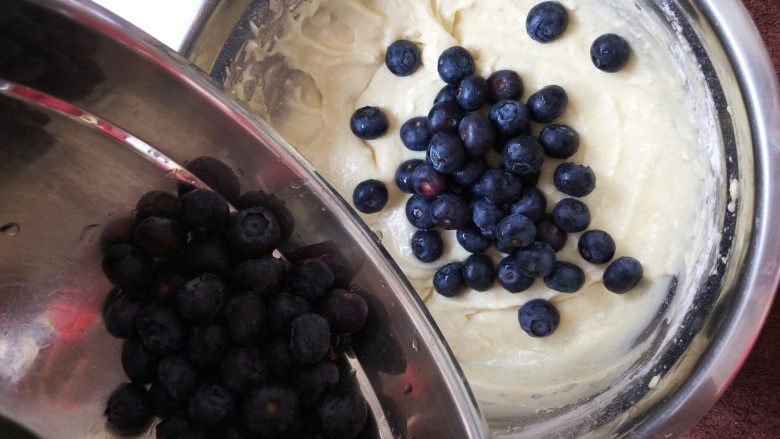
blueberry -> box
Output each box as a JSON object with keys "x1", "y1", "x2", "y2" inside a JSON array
[
  {"x1": 148, "y1": 383, "x2": 183, "y2": 418},
  {"x1": 502, "y1": 135, "x2": 545, "y2": 176},
  {"x1": 428, "y1": 100, "x2": 466, "y2": 133},
  {"x1": 433, "y1": 262, "x2": 466, "y2": 297},
  {"x1": 526, "y1": 1, "x2": 569, "y2": 43},
  {"x1": 400, "y1": 117, "x2": 432, "y2": 151},
  {"x1": 495, "y1": 239, "x2": 520, "y2": 255},
  {"x1": 350, "y1": 106, "x2": 389, "y2": 140},
  {"x1": 385, "y1": 39, "x2": 421, "y2": 76},
  {"x1": 105, "y1": 383, "x2": 153, "y2": 434},
  {"x1": 472, "y1": 198, "x2": 506, "y2": 239},
  {"x1": 496, "y1": 214, "x2": 537, "y2": 249},
  {"x1": 316, "y1": 388, "x2": 368, "y2": 439},
  {"x1": 220, "y1": 346, "x2": 268, "y2": 394},
  {"x1": 430, "y1": 193, "x2": 470, "y2": 230},
  {"x1": 293, "y1": 360, "x2": 340, "y2": 406},
  {"x1": 458, "y1": 113, "x2": 496, "y2": 157},
  {"x1": 539, "y1": 124, "x2": 580, "y2": 159},
  {"x1": 591, "y1": 33, "x2": 631, "y2": 72},
  {"x1": 474, "y1": 169, "x2": 523, "y2": 205},
  {"x1": 103, "y1": 291, "x2": 145, "y2": 339},
  {"x1": 102, "y1": 243, "x2": 153, "y2": 293},
  {"x1": 457, "y1": 74, "x2": 489, "y2": 111},
  {"x1": 518, "y1": 299, "x2": 560, "y2": 337},
  {"x1": 318, "y1": 289, "x2": 369, "y2": 335},
  {"x1": 427, "y1": 131, "x2": 466, "y2": 174},
  {"x1": 496, "y1": 255, "x2": 535, "y2": 292},
  {"x1": 509, "y1": 187, "x2": 547, "y2": 222},
  {"x1": 265, "y1": 337, "x2": 294, "y2": 380},
  {"x1": 175, "y1": 273, "x2": 226, "y2": 322},
  {"x1": 135, "y1": 190, "x2": 179, "y2": 221},
  {"x1": 578, "y1": 229, "x2": 616, "y2": 264},
  {"x1": 603, "y1": 256, "x2": 643, "y2": 293},
  {"x1": 552, "y1": 198, "x2": 591, "y2": 232},
  {"x1": 179, "y1": 156, "x2": 241, "y2": 205},
  {"x1": 236, "y1": 190, "x2": 296, "y2": 239},
  {"x1": 224, "y1": 292, "x2": 267, "y2": 345},
  {"x1": 286, "y1": 241, "x2": 356, "y2": 289},
  {"x1": 188, "y1": 382, "x2": 235, "y2": 430},
  {"x1": 155, "y1": 411, "x2": 192, "y2": 439},
  {"x1": 412, "y1": 163, "x2": 448, "y2": 199},
  {"x1": 121, "y1": 338, "x2": 159, "y2": 384},
  {"x1": 437, "y1": 46, "x2": 475, "y2": 85},
  {"x1": 452, "y1": 155, "x2": 488, "y2": 187},
  {"x1": 181, "y1": 234, "x2": 234, "y2": 279},
  {"x1": 352, "y1": 179, "x2": 388, "y2": 213},
  {"x1": 151, "y1": 261, "x2": 190, "y2": 302},
  {"x1": 226, "y1": 207, "x2": 282, "y2": 258},
  {"x1": 410, "y1": 229, "x2": 444, "y2": 262},
  {"x1": 456, "y1": 224, "x2": 493, "y2": 254},
  {"x1": 405, "y1": 194, "x2": 436, "y2": 229},
  {"x1": 463, "y1": 254, "x2": 495, "y2": 291},
  {"x1": 135, "y1": 303, "x2": 187, "y2": 354},
  {"x1": 554, "y1": 163, "x2": 596, "y2": 197},
  {"x1": 395, "y1": 159, "x2": 424, "y2": 194},
  {"x1": 268, "y1": 292, "x2": 313, "y2": 335},
  {"x1": 232, "y1": 256, "x2": 288, "y2": 298},
  {"x1": 516, "y1": 241, "x2": 557, "y2": 278},
  {"x1": 187, "y1": 323, "x2": 230, "y2": 370},
  {"x1": 157, "y1": 354, "x2": 201, "y2": 404},
  {"x1": 178, "y1": 189, "x2": 230, "y2": 233},
  {"x1": 290, "y1": 258, "x2": 336, "y2": 301},
  {"x1": 535, "y1": 214, "x2": 567, "y2": 251},
  {"x1": 527, "y1": 85, "x2": 568, "y2": 123},
  {"x1": 243, "y1": 384, "x2": 299, "y2": 437},
  {"x1": 289, "y1": 313, "x2": 331, "y2": 364},
  {"x1": 543, "y1": 261, "x2": 585, "y2": 292},
  {"x1": 434, "y1": 84, "x2": 458, "y2": 104},
  {"x1": 488, "y1": 70, "x2": 524, "y2": 103},
  {"x1": 488, "y1": 99, "x2": 529, "y2": 137}
]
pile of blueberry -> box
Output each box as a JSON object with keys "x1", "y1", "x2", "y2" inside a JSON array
[
  {"x1": 100, "y1": 157, "x2": 369, "y2": 438},
  {"x1": 350, "y1": 1, "x2": 641, "y2": 338}
]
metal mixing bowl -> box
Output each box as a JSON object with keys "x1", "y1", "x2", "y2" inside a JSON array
[
  {"x1": 180, "y1": 0, "x2": 780, "y2": 437},
  {"x1": 0, "y1": 1, "x2": 489, "y2": 438}
]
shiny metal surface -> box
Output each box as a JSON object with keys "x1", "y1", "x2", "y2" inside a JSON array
[
  {"x1": 0, "y1": 1, "x2": 489, "y2": 438},
  {"x1": 179, "y1": 0, "x2": 780, "y2": 438}
]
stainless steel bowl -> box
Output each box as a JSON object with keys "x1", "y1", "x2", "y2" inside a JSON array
[
  {"x1": 0, "y1": 1, "x2": 489, "y2": 438},
  {"x1": 180, "y1": 0, "x2": 780, "y2": 437}
]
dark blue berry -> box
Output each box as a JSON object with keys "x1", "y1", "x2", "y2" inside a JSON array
[
  {"x1": 437, "y1": 46, "x2": 475, "y2": 85},
  {"x1": 502, "y1": 135, "x2": 545, "y2": 176},
  {"x1": 294, "y1": 360, "x2": 340, "y2": 407},
  {"x1": 220, "y1": 346, "x2": 268, "y2": 394},
  {"x1": 535, "y1": 214, "x2": 567, "y2": 251},
  {"x1": 122, "y1": 338, "x2": 159, "y2": 384},
  {"x1": 316, "y1": 388, "x2": 368, "y2": 439},
  {"x1": 176, "y1": 273, "x2": 226, "y2": 322},
  {"x1": 510, "y1": 187, "x2": 547, "y2": 222},
  {"x1": 457, "y1": 74, "x2": 489, "y2": 111},
  {"x1": 289, "y1": 313, "x2": 330, "y2": 364},
  {"x1": 578, "y1": 229, "x2": 616, "y2": 264},
  {"x1": 226, "y1": 207, "x2": 281, "y2": 258},
  {"x1": 428, "y1": 131, "x2": 466, "y2": 174},
  {"x1": 457, "y1": 224, "x2": 493, "y2": 254},
  {"x1": 350, "y1": 106, "x2": 389, "y2": 140},
  {"x1": 317, "y1": 289, "x2": 368, "y2": 335},
  {"x1": 496, "y1": 255, "x2": 535, "y2": 293},
  {"x1": 474, "y1": 169, "x2": 523, "y2": 205},
  {"x1": 539, "y1": 124, "x2": 579, "y2": 159},
  {"x1": 430, "y1": 193, "x2": 470, "y2": 230},
  {"x1": 428, "y1": 100, "x2": 466, "y2": 133},
  {"x1": 104, "y1": 291, "x2": 145, "y2": 339},
  {"x1": 463, "y1": 254, "x2": 495, "y2": 291},
  {"x1": 552, "y1": 198, "x2": 591, "y2": 232},
  {"x1": 181, "y1": 234, "x2": 233, "y2": 279},
  {"x1": 495, "y1": 239, "x2": 520, "y2": 255},
  {"x1": 518, "y1": 299, "x2": 560, "y2": 337},
  {"x1": 400, "y1": 116, "x2": 432, "y2": 151},
  {"x1": 135, "y1": 190, "x2": 179, "y2": 221},
  {"x1": 433, "y1": 262, "x2": 466, "y2": 297},
  {"x1": 157, "y1": 354, "x2": 201, "y2": 404},
  {"x1": 385, "y1": 39, "x2": 421, "y2": 76},
  {"x1": 237, "y1": 190, "x2": 296, "y2": 239},
  {"x1": 458, "y1": 113, "x2": 496, "y2": 157},
  {"x1": 526, "y1": 1, "x2": 569, "y2": 43},
  {"x1": 243, "y1": 384, "x2": 299, "y2": 438},
  {"x1": 472, "y1": 199, "x2": 505, "y2": 239},
  {"x1": 224, "y1": 292, "x2": 267, "y2": 345},
  {"x1": 352, "y1": 179, "x2": 388, "y2": 213},
  {"x1": 489, "y1": 99, "x2": 529, "y2": 137},
  {"x1": 434, "y1": 84, "x2": 458, "y2": 104},
  {"x1": 178, "y1": 189, "x2": 230, "y2": 233},
  {"x1": 105, "y1": 383, "x2": 153, "y2": 434},
  {"x1": 527, "y1": 85, "x2": 567, "y2": 123},
  {"x1": 543, "y1": 261, "x2": 585, "y2": 292},
  {"x1": 591, "y1": 33, "x2": 631, "y2": 72},
  {"x1": 412, "y1": 163, "x2": 448, "y2": 199},
  {"x1": 405, "y1": 194, "x2": 436, "y2": 229},
  {"x1": 180, "y1": 156, "x2": 241, "y2": 205},
  {"x1": 154, "y1": 411, "x2": 192, "y2": 438},
  {"x1": 488, "y1": 70, "x2": 524, "y2": 102},
  {"x1": 187, "y1": 323, "x2": 230, "y2": 370},
  {"x1": 411, "y1": 229, "x2": 444, "y2": 262},
  {"x1": 102, "y1": 243, "x2": 153, "y2": 293},
  {"x1": 603, "y1": 256, "x2": 643, "y2": 293},
  {"x1": 188, "y1": 382, "x2": 235, "y2": 430},
  {"x1": 290, "y1": 258, "x2": 336, "y2": 301},
  {"x1": 135, "y1": 303, "x2": 187, "y2": 354},
  {"x1": 496, "y1": 214, "x2": 536, "y2": 250},
  {"x1": 452, "y1": 155, "x2": 488, "y2": 187},
  {"x1": 516, "y1": 241, "x2": 557, "y2": 278},
  {"x1": 232, "y1": 256, "x2": 287, "y2": 298},
  {"x1": 265, "y1": 338, "x2": 294, "y2": 380},
  {"x1": 554, "y1": 163, "x2": 596, "y2": 197},
  {"x1": 267, "y1": 292, "x2": 313, "y2": 335},
  {"x1": 148, "y1": 262, "x2": 190, "y2": 301}
]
